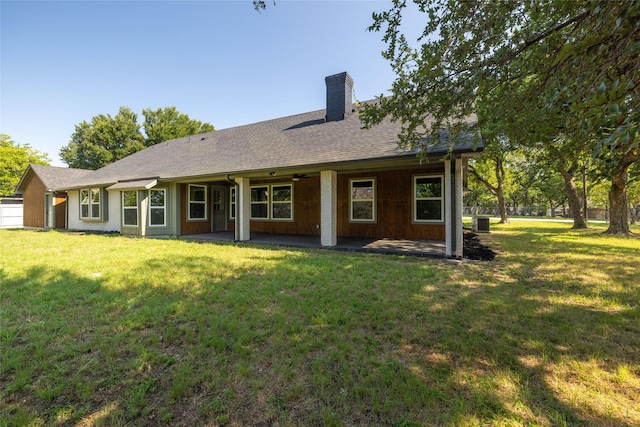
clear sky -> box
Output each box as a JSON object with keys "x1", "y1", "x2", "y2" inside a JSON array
[{"x1": 1, "y1": 0, "x2": 416, "y2": 167}]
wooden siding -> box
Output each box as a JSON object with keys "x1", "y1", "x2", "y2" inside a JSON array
[
  {"x1": 246, "y1": 177, "x2": 321, "y2": 236},
  {"x1": 54, "y1": 193, "x2": 67, "y2": 229},
  {"x1": 22, "y1": 174, "x2": 45, "y2": 228},
  {"x1": 337, "y1": 168, "x2": 445, "y2": 241},
  {"x1": 224, "y1": 166, "x2": 446, "y2": 241},
  {"x1": 179, "y1": 184, "x2": 212, "y2": 235}
]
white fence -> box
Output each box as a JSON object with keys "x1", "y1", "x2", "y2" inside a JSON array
[{"x1": 0, "y1": 204, "x2": 24, "y2": 229}]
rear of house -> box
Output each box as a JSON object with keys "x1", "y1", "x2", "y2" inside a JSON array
[{"x1": 18, "y1": 72, "x2": 481, "y2": 257}]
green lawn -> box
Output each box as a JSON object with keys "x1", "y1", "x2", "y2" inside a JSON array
[{"x1": 1, "y1": 222, "x2": 639, "y2": 426}]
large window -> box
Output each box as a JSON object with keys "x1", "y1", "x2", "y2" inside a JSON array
[
  {"x1": 149, "y1": 189, "x2": 166, "y2": 226},
  {"x1": 248, "y1": 184, "x2": 293, "y2": 221},
  {"x1": 80, "y1": 188, "x2": 102, "y2": 220},
  {"x1": 350, "y1": 179, "x2": 376, "y2": 222},
  {"x1": 414, "y1": 175, "x2": 443, "y2": 222},
  {"x1": 188, "y1": 184, "x2": 207, "y2": 221},
  {"x1": 122, "y1": 191, "x2": 138, "y2": 227}
]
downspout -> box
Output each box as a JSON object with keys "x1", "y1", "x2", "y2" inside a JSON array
[
  {"x1": 450, "y1": 156, "x2": 457, "y2": 256},
  {"x1": 225, "y1": 175, "x2": 240, "y2": 242}
]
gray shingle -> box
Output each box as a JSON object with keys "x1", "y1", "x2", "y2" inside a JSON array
[
  {"x1": 62, "y1": 104, "x2": 481, "y2": 189},
  {"x1": 28, "y1": 165, "x2": 93, "y2": 191}
]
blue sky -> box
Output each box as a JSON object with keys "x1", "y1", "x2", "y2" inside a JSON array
[{"x1": 1, "y1": 0, "x2": 419, "y2": 167}]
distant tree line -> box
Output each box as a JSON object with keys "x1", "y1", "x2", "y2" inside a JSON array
[{"x1": 464, "y1": 148, "x2": 640, "y2": 224}]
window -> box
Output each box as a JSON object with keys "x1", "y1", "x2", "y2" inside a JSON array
[
  {"x1": 80, "y1": 190, "x2": 89, "y2": 218},
  {"x1": 414, "y1": 175, "x2": 443, "y2": 222},
  {"x1": 80, "y1": 188, "x2": 101, "y2": 220},
  {"x1": 251, "y1": 186, "x2": 269, "y2": 219},
  {"x1": 271, "y1": 185, "x2": 292, "y2": 220},
  {"x1": 122, "y1": 191, "x2": 138, "y2": 227},
  {"x1": 350, "y1": 179, "x2": 375, "y2": 222},
  {"x1": 188, "y1": 185, "x2": 207, "y2": 220},
  {"x1": 246, "y1": 184, "x2": 294, "y2": 221},
  {"x1": 230, "y1": 187, "x2": 236, "y2": 219},
  {"x1": 149, "y1": 189, "x2": 166, "y2": 226}
]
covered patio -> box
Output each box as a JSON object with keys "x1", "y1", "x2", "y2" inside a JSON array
[{"x1": 180, "y1": 232, "x2": 446, "y2": 258}]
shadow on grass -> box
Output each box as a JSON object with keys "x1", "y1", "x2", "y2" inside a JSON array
[{"x1": 1, "y1": 236, "x2": 638, "y2": 426}]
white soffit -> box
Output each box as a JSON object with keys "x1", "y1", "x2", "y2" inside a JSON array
[{"x1": 106, "y1": 179, "x2": 158, "y2": 191}]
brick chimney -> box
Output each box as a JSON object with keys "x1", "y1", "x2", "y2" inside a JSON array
[{"x1": 325, "y1": 72, "x2": 354, "y2": 122}]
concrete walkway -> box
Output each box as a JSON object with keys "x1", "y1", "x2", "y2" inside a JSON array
[{"x1": 180, "y1": 232, "x2": 446, "y2": 258}]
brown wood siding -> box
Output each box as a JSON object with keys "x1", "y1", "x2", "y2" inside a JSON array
[
  {"x1": 246, "y1": 178, "x2": 321, "y2": 236},
  {"x1": 22, "y1": 174, "x2": 45, "y2": 228},
  {"x1": 183, "y1": 166, "x2": 446, "y2": 241},
  {"x1": 179, "y1": 184, "x2": 212, "y2": 235},
  {"x1": 337, "y1": 167, "x2": 446, "y2": 241},
  {"x1": 54, "y1": 193, "x2": 67, "y2": 229}
]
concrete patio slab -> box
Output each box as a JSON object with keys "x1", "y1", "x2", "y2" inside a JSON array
[{"x1": 180, "y1": 232, "x2": 446, "y2": 258}]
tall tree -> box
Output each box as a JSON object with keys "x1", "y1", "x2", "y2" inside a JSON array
[
  {"x1": 361, "y1": 0, "x2": 639, "y2": 234},
  {"x1": 467, "y1": 145, "x2": 512, "y2": 224},
  {"x1": 60, "y1": 107, "x2": 145, "y2": 170},
  {"x1": 60, "y1": 106, "x2": 215, "y2": 170},
  {"x1": 143, "y1": 107, "x2": 214, "y2": 147},
  {"x1": 0, "y1": 134, "x2": 50, "y2": 196}
]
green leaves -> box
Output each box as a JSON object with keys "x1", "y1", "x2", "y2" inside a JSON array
[
  {"x1": 365, "y1": 0, "x2": 639, "y2": 233},
  {"x1": 142, "y1": 107, "x2": 214, "y2": 147},
  {"x1": 0, "y1": 134, "x2": 51, "y2": 196},
  {"x1": 60, "y1": 107, "x2": 214, "y2": 170},
  {"x1": 59, "y1": 107, "x2": 144, "y2": 170}
]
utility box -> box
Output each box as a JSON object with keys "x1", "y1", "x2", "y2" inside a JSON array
[{"x1": 472, "y1": 216, "x2": 490, "y2": 233}]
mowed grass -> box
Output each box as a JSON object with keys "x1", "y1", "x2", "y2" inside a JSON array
[{"x1": 1, "y1": 222, "x2": 638, "y2": 426}]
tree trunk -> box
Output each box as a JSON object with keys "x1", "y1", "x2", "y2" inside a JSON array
[
  {"x1": 495, "y1": 156, "x2": 510, "y2": 224},
  {"x1": 468, "y1": 160, "x2": 510, "y2": 223},
  {"x1": 496, "y1": 185, "x2": 510, "y2": 224},
  {"x1": 606, "y1": 169, "x2": 631, "y2": 235},
  {"x1": 559, "y1": 167, "x2": 587, "y2": 229},
  {"x1": 631, "y1": 205, "x2": 639, "y2": 225}
]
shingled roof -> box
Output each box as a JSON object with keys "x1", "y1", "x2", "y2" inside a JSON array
[
  {"x1": 59, "y1": 104, "x2": 480, "y2": 190},
  {"x1": 15, "y1": 164, "x2": 93, "y2": 193}
]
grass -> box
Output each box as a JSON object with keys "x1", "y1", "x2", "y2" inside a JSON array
[{"x1": 1, "y1": 221, "x2": 639, "y2": 426}]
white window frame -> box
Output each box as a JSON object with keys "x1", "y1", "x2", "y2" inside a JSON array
[
  {"x1": 349, "y1": 178, "x2": 376, "y2": 223},
  {"x1": 80, "y1": 188, "x2": 101, "y2": 220},
  {"x1": 122, "y1": 190, "x2": 138, "y2": 227},
  {"x1": 413, "y1": 175, "x2": 444, "y2": 223},
  {"x1": 80, "y1": 189, "x2": 90, "y2": 219},
  {"x1": 188, "y1": 184, "x2": 207, "y2": 221},
  {"x1": 271, "y1": 184, "x2": 293, "y2": 221},
  {"x1": 149, "y1": 189, "x2": 166, "y2": 227},
  {"x1": 247, "y1": 184, "x2": 294, "y2": 221},
  {"x1": 250, "y1": 186, "x2": 270, "y2": 220}
]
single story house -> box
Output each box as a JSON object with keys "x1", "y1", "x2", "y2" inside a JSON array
[{"x1": 16, "y1": 72, "x2": 482, "y2": 257}]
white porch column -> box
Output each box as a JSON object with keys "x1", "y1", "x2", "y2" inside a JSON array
[
  {"x1": 444, "y1": 159, "x2": 452, "y2": 257},
  {"x1": 237, "y1": 177, "x2": 251, "y2": 241},
  {"x1": 455, "y1": 156, "x2": 464, "y2": 259},
  {"x1": 320, "y1": 170, "x2": 337, "y2": 247},
  {"x1": 140, "y1": 190, "x2": 148, "y2": 237}
]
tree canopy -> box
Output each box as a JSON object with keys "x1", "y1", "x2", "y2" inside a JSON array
[
  {"x1": 143, "y1": 107, "x2": 214, "y2": 147},
  {"x1": 60, "y1": 106, "x2": 214, "y2": 170},
  {"x1": 0, "y1": 134, "x2": 51, "y2": 196},
  {"x1": 361, "y1": 0, "x2": 639, "y2": 234}
]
